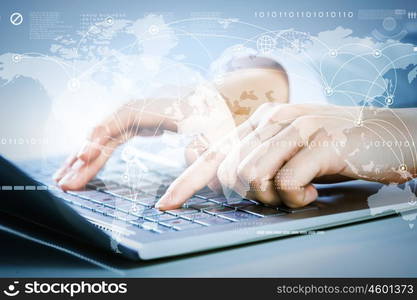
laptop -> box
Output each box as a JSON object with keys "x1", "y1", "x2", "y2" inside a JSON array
[{"x1": 0, "y1": 140, "x2": 416, "y2": 260}]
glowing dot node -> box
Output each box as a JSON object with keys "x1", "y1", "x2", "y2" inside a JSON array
[
  {"x1": 399, "y1": 164, "x2": 408, "y2": 172},
  {"x1": 354, "y1": 119, "x2": 363, "y2": 127},
  {"x1": 148, "y1": 25, "x2": 159, "y2": 35},
  {"x1": 105, "y1": 16, "x2": 114, "y2": 25},
  {"x1": 12, "y1": 54, "x2": 21, "y2": 63},
  {"x1": 324, "y1": 87, "x2": 333, "y2": 96},
  {"x1": 329, "y1": 49, "x2": 338, "y2": 57}
]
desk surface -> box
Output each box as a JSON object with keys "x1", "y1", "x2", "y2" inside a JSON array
[{"x1": 1, "y1": 214, "x2": 417, "y2": 277}]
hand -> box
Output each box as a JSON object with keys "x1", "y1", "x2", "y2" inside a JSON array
[
  {"x1": 156, "y1": 103, "x2": 417, "y2": 209},
  {"x1": 53, "y1": 99, "x2": 177, "y2": 190},
  {"x1": 54, "y1": 66, "x2": 290, "y2": 192}
]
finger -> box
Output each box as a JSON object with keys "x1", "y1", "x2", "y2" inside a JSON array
[
  {"x1": 221, "y1": 156, "x2": 282, "y2": 206},
  {"x1": 53, "y1": 154, "x2": 78, "y2": 182},
  {"x1": 236, "y1": 117, "x2": 319, "y2": 205},
  {"x1": 58, "y1": 132, "x2": 136, "y2": 190},
  {"x1": 215, "y1": 103, "x2": 320, "y2": 198},
  {"x1": 185, "y1": 134, "x2": 223, "y2": 194},
  {"x1": 77, "y1": 100, "x2": 175, "y2": 162},
  {"x1": 247, "y1": 180, "x2": 281, "y2": 206},
  {"x1": 156, "y1": 119, "x2": 256, "y2": 210},
  {"x1": 274, "y1": 148, "x2": 323, "y2": 208},
  {"x1": 216, "y1": 120, "x2": 285, "y2": 192},
  {"x1": 208, "y1": 104, "x2": 286, "y2": 197},
  {"x1": 76, "y1": 103, "x2": 135, "y2": 162},
  {"x1": 216, "y1": 147, "x2": 281, "y2": 205},
  {"x1": 76, "y1": 128, "x2": 110, "y2": 163}
]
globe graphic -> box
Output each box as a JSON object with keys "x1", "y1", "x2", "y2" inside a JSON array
[{"x1": 256, "y1": 35, "x2": 276, "y2": 54}]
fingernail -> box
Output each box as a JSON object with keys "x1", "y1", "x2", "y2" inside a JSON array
[
  {"x1": 304, "y1": 187, "x2": 317, "y2": 203},
  {"x1": 155, "y1": 201, "x2": 167, "y2": 210},
  {"x1": 58, "y1": 171, "x2": 77, "y2": 187},
  {"x1": 155, "y1": 198, "x2": 166, "y2": 210},
  {"x1": 155, "y1": 194, "x2": 169, "y2": 210}
]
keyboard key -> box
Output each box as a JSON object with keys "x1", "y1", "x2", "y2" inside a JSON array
[
  {"x1": 160, "y1": 218, "x2": 205, "y2": 230},
  {"x1": 96, "y1": 205, "x2": 137, "y2": 221},
  {"x1": 109, "y1": 197, "x2": 133, "y2": 207},
  {"x1": 134, "y1": 194, "x2": 158, "y2": 206},
  {"x1": 67, "y1": 189, "x2": 101, "y2": 201},
  {"x1": 224, "y1": 199, "x2": 254, "y2": 209},
  {"x1": 114, "y1": 211, "x2": 139, "y2": 222},
  {"x1": 146, "y1": 213, "x2": 178, "y2": 222},
  {"x1": 195, "y1": 216, "x2": 233, "y2": 226},
  {"x1": 219, "y1": 210, "x2": 260, "y2": 221},
  {"x1": 182, "y1": 197, "x2": 208, "y2": 208},
  {"x1": 195, "y1": 187, "x2": 220, "y2": 199},
  {"x1": 203, "y1": 206, "x2": 234, "y2": 215},
  {"x1": 240, "y1": 205, "x2": 285, "y2": 217},
  {"x1": 118, "y1": 192, "x2": 140, "y2": 202},
  {"x1": 68, "y1": 190, "x2": 117, "y2": 203},
  {"x1": 114, "y1": 201, "x2": 138, "y2": 213},
  {"x1": 99, "y1": 196, "x2": 119, "y2": 208},
  {"x1": 132, "y1": 207, "x2": 164, "y2": 217},
  {"x1": 106, "y1": 187, "x2": 137, "y2": 198},
  {"x1": 208, "y1": 196, "x2": 229, "y2": 204},
  {"x1": 96, "y1": 182, "x2": 121, "y2": 191},
  {"x1": 70, "y1": 197, "x2": 104, "y2": 211},
  {"x1": 180, "y1": 211, "x2": 212, "y2": 221},
  {"x1": 86, "y1": 179, "x2": 106, "y2": 190},
  {"x1": 190, "y1": 201, "x2": 222, "y2": 210},
  {"x1": 96, "y1": 206, "x2": 117, "y2": 216},
  {"x1": 166, "y1": 208, "x2": 199, "y2": 216}
]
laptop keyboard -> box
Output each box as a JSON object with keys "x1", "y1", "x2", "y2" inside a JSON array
[{"x1": 22, "y1": 157, "x2": 318, "y2": 235}]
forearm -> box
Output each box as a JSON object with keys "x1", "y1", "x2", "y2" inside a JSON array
[
  {"x1": 340, "y1": 107, "x2": 417, "y2": 184},
  {"x1": 389, "y1": 108, "x2": 417, "y2": 178},
  {"x1": 138, "y1": 67, "x2": 290, "y2": 139}
]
